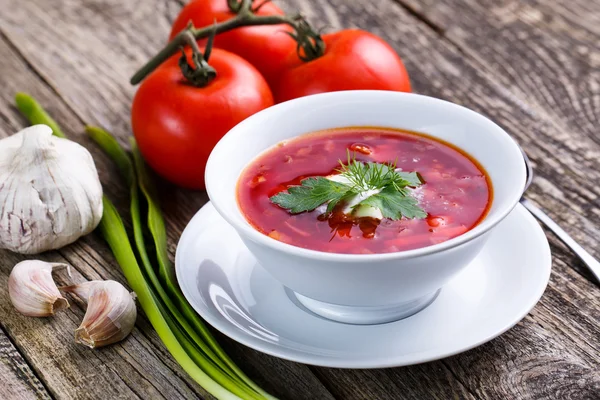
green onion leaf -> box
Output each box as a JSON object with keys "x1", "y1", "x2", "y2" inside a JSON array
[
  {"x1": 87, "y1": 126, "x2": 272, "y2": 400},
  {"x1": 15, "y1": 93, "x2": 67, "y2": 138},
  {"x1": 99, "y1": 198, "x2": 240, "y2": 400},
  {"x1": 130, "y1": 138, "x2": 273, "y2": 399}
]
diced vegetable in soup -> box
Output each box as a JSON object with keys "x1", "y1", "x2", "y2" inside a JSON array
[{"x1": 237, "y1": 128, "x2": 492, "y2": 254}]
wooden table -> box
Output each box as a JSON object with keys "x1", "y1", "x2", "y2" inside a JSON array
[{"x1": 1, "y1": 0, "x2": 599, "y2": 399}]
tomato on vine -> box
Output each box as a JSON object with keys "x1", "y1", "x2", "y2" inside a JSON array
[
  {"x1": 131, "y1": 44, "x2": 273, "y2": 189},
  {"x1": 134, "y1": 2, "x2": 413, "y2": 105},
  {"x1": 170, "y1": 0, "x2": 296, "y2": 87},
  {"x1": 273, "y1": 29, "x2": 412, "y2": 103}
]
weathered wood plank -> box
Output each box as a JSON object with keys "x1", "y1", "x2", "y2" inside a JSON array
[
  {"x1": 312, "y1": 364, "x2": 477, "y2": 400},
  {"x1": 0, "y1": 0, "x2": 187, "y2": 140},
  {"x1": 395, "y1": 0, "x2": 600, "y2": 145},
  {"x1": 440, "y1": 249, "x2": 600, "y2": 400},
  {"x1": 0, "y1": 327, "x2": 52, "y2": 400},
  {"x1": 217, "y1": 336, "x2": 335, "y2": 400}
]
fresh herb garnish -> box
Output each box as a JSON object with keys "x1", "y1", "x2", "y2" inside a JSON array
[
  {"x1": 359, "y1": 186, "x2": 425, "y2": 219},
  {"x1": 268, "y1": 177, "x2": 350, "y2": 214},
  {"x1": 270, "y1": 154, "x2": 427, "y2": 220}
]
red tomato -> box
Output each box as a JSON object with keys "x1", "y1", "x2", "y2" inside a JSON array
[
  {"x1": 170, "y1": 0, "x2": 295, "y2": 87},
  {"x1": 273, "y1": 29, "x2": 411, "y2": 103},
  {"x1": 131, "y1": 48, "x2": 274, "y2": 189}
]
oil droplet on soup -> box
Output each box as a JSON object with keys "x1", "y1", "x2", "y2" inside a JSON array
[{"x1": 237, "y1": 127, "x2": 492, "y2": 254}]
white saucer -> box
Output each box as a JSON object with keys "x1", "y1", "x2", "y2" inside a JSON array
[{"x1": 176, "y1": 203, "x2": 551, "y2": 368}]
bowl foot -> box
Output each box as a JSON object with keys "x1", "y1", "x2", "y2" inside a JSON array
[{"x1": 294, "y1": 290, "x2": 441, "y2": 325}]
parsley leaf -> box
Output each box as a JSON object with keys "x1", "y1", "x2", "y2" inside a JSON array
[
  {"x1": 359, "y1": 186, "x2": 427, "y2": 219},
  {"x1": 394, "y1": 171, "x2": 422, "y2": 187},
  {"x1": 269, "y1": 156, "x2": 427, "y2": 221},
  {"x1": 270, "y1": 177, "x2": 350, "y2": 214}
]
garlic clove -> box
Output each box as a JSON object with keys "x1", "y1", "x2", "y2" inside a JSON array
[
  {"x1": 0, "y1": 124, "x2": 103, "y2": 254},
  {"x1": 8, "y1": 260, "x2": 71, "y2": 317},
  {"x1": 61, "y1": 280, "x2": 137, "y2": 349}
]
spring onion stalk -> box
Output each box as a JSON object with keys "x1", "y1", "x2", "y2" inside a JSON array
[
  {"x1": 157, "y1": 302, "x2": 260, "y2": 400},
  {"x1": 99, "y1": 198, "x2": 241, "y2": 400},
  {"x1": 128, "y1": 139, "x2": 175, "y2": 285},
  {"x1": 102, "y1": 150, "x2": 260, "y2": 400},
  {"x1": 15, "y1": 93, "x2": 67, "y2": 139},
  {"x1": 87, "y1": 127, "x2": 270, "y2": 400},
  {"x1": 152, "y1": 283, "x2": 260, "y2": 400},
  {"x1": 129, "y1": 139, "x2": 274, "y2": 400},
  {"x1": 85, "y1": 128, "x2": 246, "y2": 387}
]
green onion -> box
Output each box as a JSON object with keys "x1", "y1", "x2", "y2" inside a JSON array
[
  {"x1": 99, "y1": 198, "x2": 240, "y2": 400},
  {"x1": 15, "y1": 93, "x2": 67, "y2": 139},
  {"x1": 129, "y1": 139, "x2": 174, "y2": 285},
  {"x1": 86, "y1": 127, "x2": 272, "y2": 400},
  {"x1": 129, "y1": 139, "x2": 274, "y2": 399}
]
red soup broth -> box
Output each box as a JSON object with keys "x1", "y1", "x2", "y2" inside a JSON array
[{"x1": 237, "y1": 127, "x2": 492, "y2": 254}]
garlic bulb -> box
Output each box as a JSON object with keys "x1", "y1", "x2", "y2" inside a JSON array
[
  {"x1": 61, "y1": 280, "x2": 137, "y2": 348},
  {"x1": 8, "y1": 260, "x2": 71, "y2": 317},
  {"x1": 0, "y1": 125, "x2": 103, "y2": 254}
]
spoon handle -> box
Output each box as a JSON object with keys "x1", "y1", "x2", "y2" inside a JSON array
[{"x1": 520, "y1": 198, "x2": 600, "y2": 283}]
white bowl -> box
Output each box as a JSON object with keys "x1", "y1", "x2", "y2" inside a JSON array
[{"x1": 205, "y1": 91, "x2": 525, "y2": 324}]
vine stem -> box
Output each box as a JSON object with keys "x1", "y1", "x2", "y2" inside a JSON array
[
  {"x1": 130, "y1": 0, "x2": 302, "y2": 85},
  {"x1": 181, "y1": 30, "x2": 203, "y2": 59},
  {"x1": 177, "y1": 29, "x2": 217, "y2": 87}
]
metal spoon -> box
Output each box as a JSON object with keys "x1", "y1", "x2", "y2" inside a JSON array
[{"x1": 519, "y1": 148, "x2": 600, "y2": 283}]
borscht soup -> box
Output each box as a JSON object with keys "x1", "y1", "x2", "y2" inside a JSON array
[{"x1": 237, "y1": 127, "x2": 492, "y2": 254}]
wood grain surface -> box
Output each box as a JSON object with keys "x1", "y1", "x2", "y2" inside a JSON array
[
  {"x1": 0, "y1": 0, "x2": 599, "y2": 399},
  {"x1": 0, "y1": 327, "x2": 51, "y2": 400}
]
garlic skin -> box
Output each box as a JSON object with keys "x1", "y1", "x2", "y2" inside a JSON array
[
  {"x1": 0, "y1": 125, "x2": 103, "y2": 254},
  {"x1": 61, "y1": 281, "x2": 137, "y2": 349},
  {"x1": 8, "y1": 260, "x2": 70, "y2": 317}
]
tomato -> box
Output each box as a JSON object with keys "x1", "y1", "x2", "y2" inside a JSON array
[
  {"x1": 131, "y1": 48, "x2": 274, "y2": 189},
  {"x1": 273, "y1": 29, "x2": 411, "y2": 103},
  {"x1": 170, "y1": 0, "x2": 295, "y2": 87}
]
